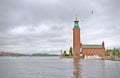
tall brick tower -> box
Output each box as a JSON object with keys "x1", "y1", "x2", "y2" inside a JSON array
[{"x1": 73, "y1": 17, "x2": 81, "y2": 58}]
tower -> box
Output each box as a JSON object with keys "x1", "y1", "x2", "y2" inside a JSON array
[
  {"x1": 73, "y1": 17, "x2": 81, "y2": 58},
  {"x1": 102, "y1": 41, "x2": 104, "y2": 48}
]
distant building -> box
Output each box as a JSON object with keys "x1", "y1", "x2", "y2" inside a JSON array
[{"x1": 73, "y1": 17, "x2": 105, "y2": 58}]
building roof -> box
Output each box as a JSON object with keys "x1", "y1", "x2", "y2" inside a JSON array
[{"x1": 82, "y1": 45, "x2": 102, "y2": 48}]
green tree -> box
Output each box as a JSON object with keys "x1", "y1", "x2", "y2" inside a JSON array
[
  {"x1": 63, "y1": 50, "x2": 67, "y2": 56},
  {"x1": 118, "y1": 51, "x2": 120, "y2": 57},
  {"x1": 116, "y1": 49, "x2": 119, "y2": 56},
  {"x1": 112, "y1": 48, "x2": 120, "y2": 56},
  {"x1": 69, "y1": 47, "x2": 73, "y2": 56},
  {"x1": 112, "y1": 48, "x2": 116, "y2": 55}
]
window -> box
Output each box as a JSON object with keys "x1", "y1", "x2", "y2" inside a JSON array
[{"x1": 76, "y1": 48, "x2": 78, "y2": 55}]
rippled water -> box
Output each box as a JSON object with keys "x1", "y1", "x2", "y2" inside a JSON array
[{"x1": 0, "y1": 56, "x2": 120, "y2": 78}]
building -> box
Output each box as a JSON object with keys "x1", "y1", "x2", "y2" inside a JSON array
[{"x1": 73, "y1": 17, "x2": 105, "y2": 58}]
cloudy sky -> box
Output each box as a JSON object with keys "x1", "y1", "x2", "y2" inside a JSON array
[{"x1": 0, "y1": 0, "x2": 120, "y2": 54}]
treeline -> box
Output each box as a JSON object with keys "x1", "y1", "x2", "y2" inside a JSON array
[
  {"x1": 32, "y1": 53, "x2": 58, "y2": 56},
  {"x1": 0, "y1": 52, "x2": 58, "y2": 56},
  {"x1": 106, "y1": 48, "x2": 120, "y2": 57},
  {"x1": 0, "y1": 53, "x2": 29, "y2": 56}
]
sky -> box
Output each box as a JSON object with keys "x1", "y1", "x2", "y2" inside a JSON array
[{"x1": 0, "y1": 0, "x2": 120, "y2": 54}]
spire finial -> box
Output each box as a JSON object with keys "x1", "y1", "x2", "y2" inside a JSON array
[
  {"x1": 75, "y1": 14, "x2": 79, "y2": 21},
  {"x1": 76, "y1": 17, "x2": 79, "y2": 21}
]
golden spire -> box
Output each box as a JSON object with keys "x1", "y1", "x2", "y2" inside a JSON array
[{"x1": 75, "y1": 16, "x2": 79, "y2": 21}]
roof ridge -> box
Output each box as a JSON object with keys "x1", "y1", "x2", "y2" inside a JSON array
[
  {"x1": 82, "y1": 45, "x2": 102, "y2": 48},
  {"x1": 83, "y1": 44, "x2": 102, "y2": 46}
]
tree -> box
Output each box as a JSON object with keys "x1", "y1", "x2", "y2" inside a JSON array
[
  {"x1": 112, "y1": 48, "x2": 116, "y2": 56},
  {"x1": 116, "y1": 49, "x2": 119, "y2": 56},
  {"x1": 118, "y1": 51, "x2": 120, "y2": 57},
  {"x1": 69, "y1": 47, "x2": 73, "y2": 56},
  {"x1": 62, "y1": 50, "x2": 67, "y2": 56},
  {"x1": 64, "y1": 50, "x2": 66, "y2": 54}
]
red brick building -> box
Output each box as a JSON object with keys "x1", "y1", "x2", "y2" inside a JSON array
[{"x1": 73, "y1": 17, "x2": 105, "y2": 58}]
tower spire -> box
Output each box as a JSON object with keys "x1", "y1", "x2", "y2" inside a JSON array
[
  {"x1": 74, "y1": 16, "x2": 79, "y2": 28},
  {"x1": 75, "y1": 16, "x2": 79, "y2": 21}
]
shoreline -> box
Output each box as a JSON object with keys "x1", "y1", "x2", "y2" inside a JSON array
[{"x1": 60, "y1": 56, "x2": 120, "y2": 61}]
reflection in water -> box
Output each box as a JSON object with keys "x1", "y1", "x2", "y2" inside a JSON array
[
  {"x1": 101, "y1": 61, "x2": 105, "y2": 78},
  {"x1": 73, "y1": 59, "x2": 81, "y2": 78},
  {"x1": 0, "y1": 57, "x2": 120, "y2": 78}
]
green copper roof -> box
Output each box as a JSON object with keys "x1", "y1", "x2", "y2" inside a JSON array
[
  {"x1": 82, "y1": 45, "x2": 102, "y2": 48},
  {"x1": 74, "y1": 17, "x2": 79, "y2": 28}
]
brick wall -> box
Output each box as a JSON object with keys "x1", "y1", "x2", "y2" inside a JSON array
[
  {"x1": 82, "y1": 48, "x2": 105, "y2": 57},
  {"x1": 73, "y1": 28, "x2": 81, "y2": 57}
]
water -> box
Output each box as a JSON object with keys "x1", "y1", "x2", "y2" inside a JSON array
[{"x1": 0, "y1": 56, "x2": 120, "y2": 78}]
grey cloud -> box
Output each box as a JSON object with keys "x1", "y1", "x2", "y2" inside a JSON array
[{"x1": 0, "y1": 0, "x2": 120, "y2": 53}]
